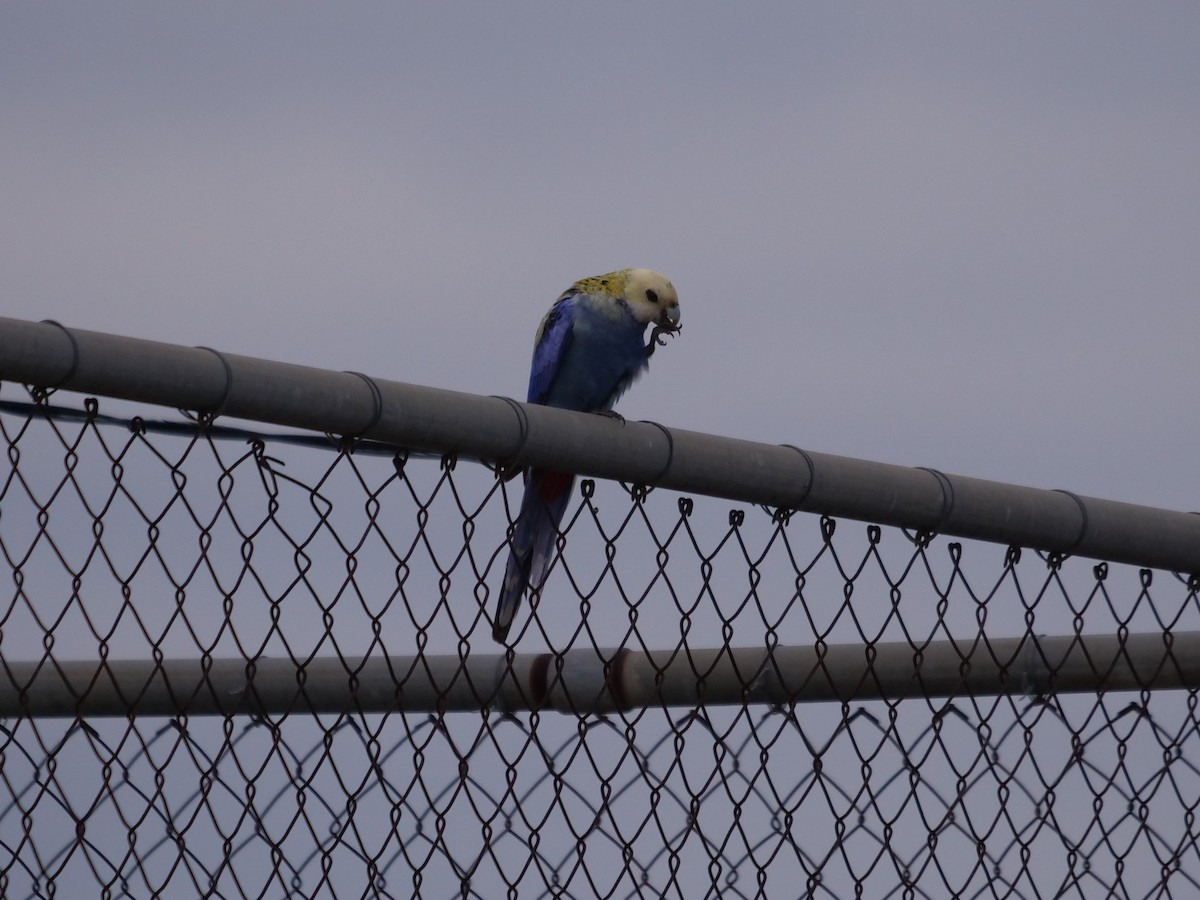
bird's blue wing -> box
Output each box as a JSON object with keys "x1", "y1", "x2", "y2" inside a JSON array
[{"x1": 527, "y1": 294, "x2": 575, "y2": 404}]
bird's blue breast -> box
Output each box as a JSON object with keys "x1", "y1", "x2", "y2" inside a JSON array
[{"x1": 540, "y1": 300, "x2": 648, "y2": 412}]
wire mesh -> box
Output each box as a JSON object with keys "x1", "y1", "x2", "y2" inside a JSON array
[{"x1": 1, "y1": 383, "x2": 1198, "y2": 898}]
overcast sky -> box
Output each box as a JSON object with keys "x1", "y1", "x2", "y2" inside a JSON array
[
  {"x1": 3, "y1": 3, "x2": 1198, "y2": 510},
  {"x1": 3, "y1": 11, "x2": 1197, "y2": 894}
]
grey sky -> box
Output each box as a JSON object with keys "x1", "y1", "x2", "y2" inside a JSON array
[
  {"x1": 3, "y1": 3, "x2": 1198, "y2": 508},
  {"x1": 3, "y1": 9, "x2": 1199, "y2": 895}
]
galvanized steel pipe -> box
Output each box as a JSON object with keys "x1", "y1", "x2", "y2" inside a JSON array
[
  {"x1": 1, "y1": 316, "x2": 1197, "y2": 573},
  {"x1": 1, "y1": 631, "x2": 1194, "y2": 718}
]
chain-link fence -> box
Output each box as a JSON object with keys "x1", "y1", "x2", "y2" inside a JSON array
[{"x1": 2, "y1": 319, "x2": 1199, "y2": 898}]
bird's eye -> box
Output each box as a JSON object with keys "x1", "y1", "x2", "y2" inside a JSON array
[{"x1": 645, "y1": 289, "x2": 659, "y2": 304}]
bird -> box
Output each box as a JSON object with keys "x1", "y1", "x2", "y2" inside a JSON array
[{"x1": 492, "y1": 268, "x2": 681, "y2": 643}]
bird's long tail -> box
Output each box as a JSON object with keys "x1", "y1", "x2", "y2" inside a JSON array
[{"x1": 493, "y1": 469, "x2": 574, "y2": 643}]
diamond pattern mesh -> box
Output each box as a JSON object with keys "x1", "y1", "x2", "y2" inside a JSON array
[{"x1": 1, "y1": 385, "x2": 1197, "y2": 898}]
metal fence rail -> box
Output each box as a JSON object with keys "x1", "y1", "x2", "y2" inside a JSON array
[
  {"x1": 3, "y1": 316, "x2": 1198, "y2": 574},
  {"x1": 4, "y1": 631, "x2": 1200, "y2": 719},
  {"x1": 1, "y1": 316, "x2": 1198, "y2": 898}
]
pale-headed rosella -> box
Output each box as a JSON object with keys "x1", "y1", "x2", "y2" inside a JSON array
[{"x1": 492, "y1": 268, "x2": 681, "y2": 643}]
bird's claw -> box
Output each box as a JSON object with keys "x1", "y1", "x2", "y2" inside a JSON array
[
  {"x1": 595, "y1": 409, "x2": 625, "y2": 424},
  {"x1": 646, "y1": 322, "x2": 681, "y2": 358}
]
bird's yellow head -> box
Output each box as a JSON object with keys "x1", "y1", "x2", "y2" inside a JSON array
[{"x1": 574, "y1": 268, "x2": 681, "y2": 330}]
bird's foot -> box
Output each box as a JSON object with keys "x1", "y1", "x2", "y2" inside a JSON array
[{"x1": 646, "y1": 322, "x2": 681, "y2": 358}]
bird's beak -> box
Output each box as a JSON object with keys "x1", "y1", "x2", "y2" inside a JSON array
[{"x1": 661, "y1": 305, "x2": 681, "y2": 328}]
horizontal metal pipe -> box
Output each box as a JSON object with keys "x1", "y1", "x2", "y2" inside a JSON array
[
  {"x1": 1, "y1": 316, "x2": 1198, "y2": 573},
  {"x1": 1, "y1": 632, "x2": 1193, "y2": 718}
]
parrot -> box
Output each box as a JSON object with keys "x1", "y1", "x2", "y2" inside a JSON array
[{"x1": 492, "y1": 268, "x2": 681, "y2": 643}]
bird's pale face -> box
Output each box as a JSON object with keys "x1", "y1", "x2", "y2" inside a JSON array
[{"x1": 617, "y1": 268, "x2": 681, "y2": 330}]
